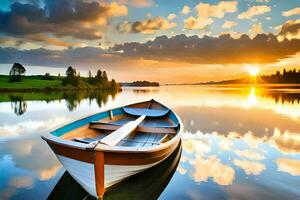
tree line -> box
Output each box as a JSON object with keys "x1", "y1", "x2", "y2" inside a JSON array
[
  {"x1": 8, "y1": 63, "x2": 119, "y2": 90},
  {"x1": 261, "y1": 68, "x2": 300, "y2": 84},
  {"x1": 63, "y1": 66, "x2": 118, "y2": 89}
]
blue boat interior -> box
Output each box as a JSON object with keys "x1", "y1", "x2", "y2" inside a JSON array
[{"x1": 51, "y1": 100, "x2": 180, "y2": 147}]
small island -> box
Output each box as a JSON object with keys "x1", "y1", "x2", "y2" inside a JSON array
[
  {"x1": 121, "y1": 81, "x2": 159, "y2": 87},
  {"x1": 0, "y1": 63, "x2": 120, "y2": 92}
]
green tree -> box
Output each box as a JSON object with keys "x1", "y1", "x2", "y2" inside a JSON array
[
  {"x1": 111, "y1": 78, "x2": 117, "y2": 88},
  {"x1": 66, "y1": 66, "x2": 76, "y2": 78},
  {"x1": 9, "y1": 63, "x2": 26, "y2": 82},
  {"x1": 103, "y1": 71, "x2": 108, "y2": 81},
  {"x1": 95, "y1": 70, "x2": 102, "y2": 84}
]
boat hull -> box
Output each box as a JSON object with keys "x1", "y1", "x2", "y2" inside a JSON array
[
  {"x1": 45, "y1": 136, "x2": 180, "y2": 199},
  {"x1": 56, "y1": 155, "x2": 161, "y2": 198}
]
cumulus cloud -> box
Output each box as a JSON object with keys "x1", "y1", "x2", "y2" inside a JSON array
[
  {"x1": 238, "y1": 5, "x2": 271, "y2": 19},
  {"x1": 181, "y1": 5, "x2": 190, "y2": 15},
  {"x1": 256, "y1": 0, "x2": 270, "y2": 2},
  {"x1": 282, "y1": 7, "x2": 300, "y2": 17},
  {"x1": 118, "y1": 17, "x2": 176, "y2": 34},
  {"x1": 9, "y1": 176, "x2": 33, "y2": 189},
  {"x1": 113, "y1": 33, "x2": 300, "y2": 64},
  {"x1": 195, "y1": 1, "x2": 238, "y2": 19},
  {"x1": 233, "y1": 159, "x2": 266, "y2": 175},
  {"x1": 184, "y1": 17, "x2": 213, "y2": 30},
  {"x1": 184, "y1": 1, "x2": 238, "y2": 31},
  {"x1": 116, "y1": 0, "x2": 154, "y2": 8},
  {"x1": 234, "y1": 149, "x2": 265, "y2": 160},
  {"x1": 277, "y1": 19, "x2": 300, "y2": 41},
  {"x1": 249, "y1": 23, "x2": 264, "y2": 38},
  {"x1": 2, "y1": 22, "x2": 300, "y2": 66},
  {"x1": 0, "y1": 0, "x2": 127, "y2": 41},
  {"x1": 276, "y1": 158, "x2": 300, "y2": 176},
  {"x1": 190, "y1": 155, "x2": 235, "y2": 185},
  {"x1": 167, "y1": 13, "x2": 176, "y2": 20},
  {"x1": 222, "y1": 21, "x2": 237, "y2": 29}
]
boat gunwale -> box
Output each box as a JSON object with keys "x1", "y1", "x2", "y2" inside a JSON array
[{"x1": 41, "y1": 99, "x2": 183, "y2": 154}]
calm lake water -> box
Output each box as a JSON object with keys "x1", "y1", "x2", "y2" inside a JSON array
[{"x1": 1, "y1": 85, "x2": 300, "y2": 200}]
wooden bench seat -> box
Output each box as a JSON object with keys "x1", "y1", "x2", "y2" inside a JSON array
[{"x1": 89, "y1": 122, "x2": 177, "y2": 134}]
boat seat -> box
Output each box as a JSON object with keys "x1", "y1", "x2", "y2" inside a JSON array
[
  {"x1": 100, "y1": 115, "x2": 146, "y2": 146},
  {"x1": 89, "y1": 121, "x2": 177, "y2": 134},
  {"x1": 123, "y1": 107, "x2": 169, "y2": 117}
]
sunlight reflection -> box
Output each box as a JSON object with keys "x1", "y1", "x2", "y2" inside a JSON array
[{"x1": 244, "y1": 87, "x2": 257, "y2": 108}]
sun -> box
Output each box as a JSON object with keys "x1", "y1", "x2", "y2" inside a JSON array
[{"x1": 246, "y1": 67, "x2": 260, "y2": 77}]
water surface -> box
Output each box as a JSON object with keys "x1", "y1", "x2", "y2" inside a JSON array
[{"x1": 0, "y1": 85, "x2": 300, "y2": 199}]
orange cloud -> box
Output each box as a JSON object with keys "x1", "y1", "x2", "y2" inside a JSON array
[
  {"x1": 222, "y1": 21, "x2": 237, "y2": 29},
  {"x1": 233, "y1": 159, "x2": 266, "y2": 175},
  {"x1": 190, "y1": 155, "x2": 235, "y2": 185},
  {"x1": 195, "y1": 1, "x2": 238, "y2": 19},
  {"x1": 181, "y1": 5, "x2": 190, "y2": 15},
  {"x1": 276, "y1": 158, "x2": 300, "y2": 176},
  {"x1": 238, "y1": 5, "x2": 271, "y2": 19},
  {"x1": 234, "y1": 149, "x2": 265, "y2": 161},
  {"x1": 278, "y1": 19, "x2": 300, "y2": 41},
  {"x1": 282, "y1": 7, "x2": 300, "y2": 17},
  {"x1": 9, "y1": 176, "x2": 33, "y2": 189},
  {"x1": 184, "y1": 17, "x2": 213, "y2": 30},
  {"x1": 118, "y1": 17, "x2": 176, "y2": 34}
]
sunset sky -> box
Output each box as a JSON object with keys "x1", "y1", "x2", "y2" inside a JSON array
[{"x1": 0, "y1": 0, "x2": 300, "y2": 83}]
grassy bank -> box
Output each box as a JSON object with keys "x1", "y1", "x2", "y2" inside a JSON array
[{"x1": 0, "y1": 75, "x2": 120, "y2": 92}]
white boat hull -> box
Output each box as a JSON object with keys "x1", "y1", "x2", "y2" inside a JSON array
[{"x1": 57, "y1": 154, "x2": 160, "y2": 198}]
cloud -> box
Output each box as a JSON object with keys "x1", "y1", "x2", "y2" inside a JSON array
[
  {"x1": 222, "y1": 21, "x2": 237, "y2": 29},
  {"x1": 116, "y1": 0, "x2": 154, "y2": 8},
  {"x1": 184, "y1": 17, "x2": 213, "y2": 30},
  {"x1": 2, "y1": 23, "x2": 300, "y2": 66},
  {"x1": 238, "y1": 5, "x2": 271, "y2": 19},
  {"x1": 190, "y1": 155, "x2": 235, "y2": 185},
  {"x1": 112, "y1": 33, "x2": 300, "y2": 64},
  {"x1": 0, "y1": 0, "x2": 127, "y2": 41},
  {"x1": 219, "y1": 138, "x2": 234, "y2": 151},
  {"x1": 282, "y1": 7, "x2": 300, "y2": 17},
  {"x1": 167, "y1": 13, "x2": 176, "y2": 20},
  {"x1": 9, "y1": 176, "x2": 33, "y2": 189},
  {"x1": 276, "y1": 158, "x2": 300, "y2": 176},
  {"x1": 233, "y1": 159, "x2": 266, "y2": 175},
  {"x1": 181, "y1": 5, "x2": 190, "y2": 15},
  {"x1": 256, "y1": 0, "x2": 270, "y2": 2},
  {"x1": 271, "y1": 128, "x2": 300, "y2": 154},
  {"x1": 249, "y1": 23, "x2": 263, "y2": 38},
  {"x1": 195, "y1": 1, "x2": 238, "y2": 19},
  {"x1": 234, "y1": 149, "x2": 265, "y2": 161},
  {"x1": 118, "y1": 17, "x2": 176, "y2": 34},
  {"x1": 278, "y1": 19, "x2": 300, "y2": 41}
]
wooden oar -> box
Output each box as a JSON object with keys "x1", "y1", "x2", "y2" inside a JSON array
[{"x1": 100, "y1": 115, "x2": 145, "y2": 146}]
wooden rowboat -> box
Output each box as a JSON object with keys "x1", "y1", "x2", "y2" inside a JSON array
[
  {"x1": 48, "y1": 142, "x2": 182, "y2": 200},
  {"x1": 42, "y1": 99, "x2": 182, "y2": 199}
]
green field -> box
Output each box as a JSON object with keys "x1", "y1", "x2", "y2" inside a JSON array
[
  {"x1": 0, "y1": 75, "x2": 72, "y2": 89},
  {"x1": 0, "y1": 75, "x2": 115, "y2": 91}
]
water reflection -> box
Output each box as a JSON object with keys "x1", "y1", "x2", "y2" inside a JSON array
[
  {"x1": 9, "y1": 95, "x2": 27, "y2": 115},
  {"x1": 48, "y1": 143, "x2": 182, "y2": 200},
  {"x1": 2, "y1": 90, "x2": 118, "y2": 115},
  {"x1": 1, "y1": 85, "x2": 300, "y2": 199}
]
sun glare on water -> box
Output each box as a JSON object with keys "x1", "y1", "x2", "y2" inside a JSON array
[{"x1": 246, "y1": 67, "x2": 260, "y2": 77}]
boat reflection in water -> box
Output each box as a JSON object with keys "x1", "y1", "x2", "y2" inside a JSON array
[{"x1": 48, "y1": 142, "x2": 182, "y2": 200}]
